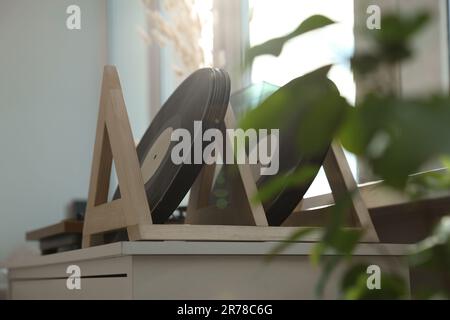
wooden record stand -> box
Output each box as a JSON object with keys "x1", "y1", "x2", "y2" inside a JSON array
[{"x1": 82, "y1": 66, "x2": 379, "y2": 248}]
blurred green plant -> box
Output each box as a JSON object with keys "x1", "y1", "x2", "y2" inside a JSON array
[
  {"x1": 341, "y1": 94, "x2": 450, "y2": 189},
  {"x1": 246, "y1": 15, "x2": 336, "y2": 66},
  {"x1": 409, "y1": 217, "x2": 450, "y2": 299},
  {"x1": 340, "y1": 264, "x2": 408, "y2": 300},
  {"x1": 254, "y1": 165, "x2": 320, "y2": 204},
  {"x1": 351, "y1": 12, "x2": 430, "y2": 74},
  {"x1": 242, "y1": 11, "x2": 450, "y2": 299}
]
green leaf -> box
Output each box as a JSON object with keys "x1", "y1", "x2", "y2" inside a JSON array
[
  {"x1": 352, "y1": 12, "x2": 430, "y2": 75},
  {"x1": 441, "y1": 156, "x2": 450, "y2": 169},
  {"x1": 311, "y1": 242, "x2": 327, "y2": 267},
  {"x1": 341, "y1": 95, "x2": 450, "y2": 189},
  {"x1": 351, "y1": 54, "x2": 382, "y2": 75},
  {"x1": 341, "y1": 264, "x2": 408, "y2": 300},
  {"x1": 322, "y1": 192, "x2": 360, "y2": 253},
  {"x1": 409, "y1": 217, "x2": 450, "y2": 298},
  {"x1": 241, "y1": 65, "x2": 332, "y2": 130},
  {"x1": 246, "y1": 15, "x2": 335, "y2": 65},
  {"x1": 268, "y1": 227, "x2": 320, "y2": 261},
  {"x1": 252, "y1": 165, "x2": 320, "y2": 203},
  {"x1": 405, "y1": 168, "x2": 450, "y2": 199},
  {"x1": 241, "y1": 66, "x2": 350, "y2": 160},
  {"x1": 340, "y1": 264, "x2": 367, "y2": 294},
  {"x1": 309, "y1": 191, "x2": 362, "y2": 269},
  {"x1": 296, "y1": 90, "x2": 350, "y2": 156},
  {"x1": 373, "y1": 12, "x2": 430, "y2": 48},
  {"x1": 410, "y1": 217, "x2": 450, "y2": 268},
  {"x1": 328, "y1": 229, "x2": 363, "y2": 256},
  {"x1": 315, "y1": 255, "x2": 342, "y2": 298}
]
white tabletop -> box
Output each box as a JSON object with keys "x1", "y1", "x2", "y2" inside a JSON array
[{"x1": 4, "y1": 241, "x2": 410, "y2": 269}]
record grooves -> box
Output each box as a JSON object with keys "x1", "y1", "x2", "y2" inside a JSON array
[{"x1": 114, "y1": 68, "x2": 230, "y2": 225}]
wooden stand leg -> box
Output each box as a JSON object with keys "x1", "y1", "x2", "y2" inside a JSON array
[
  {"x1": 82, "y1": 66, "x2": 152, "y2": 248},
  {"x1": 186, "y1": 107, "x2": 268, "y2": 227},
  {"x1": 324, "y1": 143, "x2": 379, "y2": 242}
]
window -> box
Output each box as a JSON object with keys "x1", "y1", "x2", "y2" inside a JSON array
[
  {"x1": 249, "y1": 0, "x2": 355, "y2": 103},
  {"x1": 248, "y1": 0, "x2": 356, "y2": 197}
]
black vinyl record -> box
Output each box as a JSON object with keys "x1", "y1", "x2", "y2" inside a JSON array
[
  {"x1": 212, "y1": 80, "x2": 335, "y2": 226},
  {"x1": 256, "y1": 79, "x2": 342, "y2": 226},
  {"x1": 114, "y1": 68, "x2": 230, "y2": 224},
  {"x1": 253, "y1": 80, "x2": 337, "y2": 226},
  {"x1": 256, "y1": 140, "x2": 327, "y2": 226}
]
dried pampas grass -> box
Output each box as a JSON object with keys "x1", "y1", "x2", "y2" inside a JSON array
[{"x1": 141, "y1": 0, "x2": 214, "y2": 79}]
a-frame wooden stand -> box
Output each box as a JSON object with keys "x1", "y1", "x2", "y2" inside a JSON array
[
  {"x1": 186, "y1": 109, "x2": 379, "y2": 242},
  {"x1": 82, "y1": 66, "x2": 152, "y2": 248},
  {"x1": 83, "y1": 66, "x2": 379, "y2": 248},
  {"x1": 186, "y1": 108, "x2": 270, "y2": 227}
]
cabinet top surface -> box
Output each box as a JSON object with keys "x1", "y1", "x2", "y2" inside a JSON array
[{"x1": 3, "y1": 241, "x2": 409, "y2": 270}]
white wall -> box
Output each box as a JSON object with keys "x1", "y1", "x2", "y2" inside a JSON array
[
  {"x1": 399, "y1": 0, "x2": 449, "y2": 96},
  {"x1": 0, "y1": 0, "x2": 107, "y2": 261},
  {"x1": 354, "y1": 0, "x2": 449, "y2": 181},
  {"x1": 107, "y1": 0, "x2": 151, "y2": 142}
]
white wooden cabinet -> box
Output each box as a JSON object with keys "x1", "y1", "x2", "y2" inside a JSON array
[{"x1": 6, "y1": 241, "x2": 410, "y2": 300}]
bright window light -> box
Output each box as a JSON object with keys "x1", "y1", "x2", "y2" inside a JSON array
[{"x1": 249, "y1": 0, "x2": 356, "y2": 197}]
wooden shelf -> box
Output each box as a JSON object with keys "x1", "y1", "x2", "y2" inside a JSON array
[{"x1": 26, "y1": 220, "x2": 83, "y2": 241}]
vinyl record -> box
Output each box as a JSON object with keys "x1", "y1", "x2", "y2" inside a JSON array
[
  {"x1": 256, "y1": 138, "x2": 328, "y2": 227},
  {"x1": 253, "y1": 80, "x2": 338, "y2": 226},
  {"x1": 212, "y1": 79, "x2": 336, "y2": 226},
  {"x1": 114, "y1": 68, "x2": 230, "y2": 224}
]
